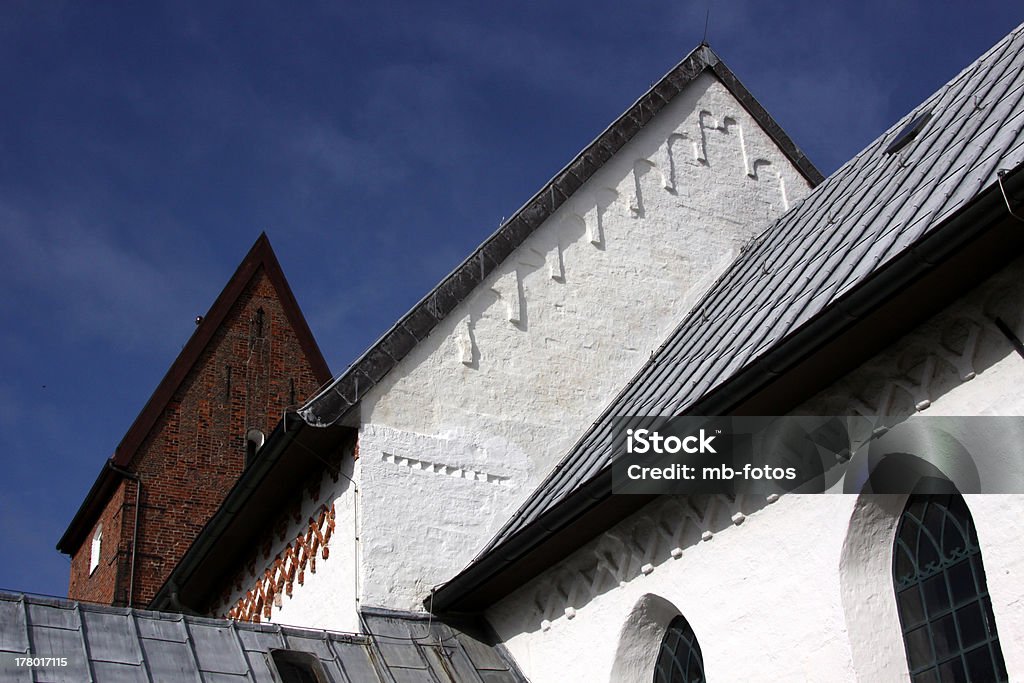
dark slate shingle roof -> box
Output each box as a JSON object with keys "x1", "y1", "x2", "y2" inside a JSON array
[
  {"x1": 477, "y1": 21, "x2": 1024, "y2": 555},
  {"x1": 0, "y1": 592, "x2": 524, "y2": 682}
]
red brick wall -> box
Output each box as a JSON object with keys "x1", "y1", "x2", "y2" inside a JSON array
[
  {"x1": 67, "y1": 480, "x2": 126, "y2": 604},
  {"x1": 67, "y1": 267, "x2": 326, "y2": 607}
]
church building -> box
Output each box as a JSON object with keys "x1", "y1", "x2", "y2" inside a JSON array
[{"x1": 3, "y1": 20, "x2": 1023, "y2": 683}]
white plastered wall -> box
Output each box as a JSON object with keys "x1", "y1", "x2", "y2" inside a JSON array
[
  {"x1": 355, "y1": 72, "x2": 814, "y2": 612},
  {"x1": 215, "y1": 455, "x2": 361, "y2": 634},
  {"x1": 487, "y1": 255, "x2": 1024, "y2": 682}
]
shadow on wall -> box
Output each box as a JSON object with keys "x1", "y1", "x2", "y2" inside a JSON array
[
  {"x1": 609, "y1": 593, "x2": 682, "y2": 683},
  {"x1": 839, "y1": 493, "x2": 911, "y2": 682},
  {"x1": 803, "y1": 260, "x2": 1024, "y2": 435},
  {"x1": 496, "y1": 492, "x2": 770, "y2": 638}
]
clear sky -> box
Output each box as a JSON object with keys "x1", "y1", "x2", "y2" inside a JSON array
[{"x1": 1, "y1": 2, "x2": 1021, "y2": 599}]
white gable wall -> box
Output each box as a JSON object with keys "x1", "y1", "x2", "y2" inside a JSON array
[
  {"x1": 354, "y1": 72, "x2": 814, "y2": 612},
  {"x1": 209, "y1": 72, "x2": 815, "y2": 629},
  {"x1": 486, "y1": 255, "x2": 1024, "y2": 682}
]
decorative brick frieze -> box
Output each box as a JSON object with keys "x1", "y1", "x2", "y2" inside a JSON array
[
  {"x1": 210, "y1": 446, "x2": 347, "y2": 619},
  {"x1": 799, "y1": 263, "x2": 1024, "y2": 427},
  {"x1": 446, "y1": 105, "x2": 790, "y2": 373},
  {"x1": 223, "y1": 503, "x2": 336, "y2": 623}
]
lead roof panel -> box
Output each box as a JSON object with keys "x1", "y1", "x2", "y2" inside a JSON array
[{"x1": 0, "y1": 592, "x2": 526, "y2": 682}]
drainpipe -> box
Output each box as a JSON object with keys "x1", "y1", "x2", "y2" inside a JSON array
[{"x1": 108, "y1": 463, "x2": 141, "y2": 608}]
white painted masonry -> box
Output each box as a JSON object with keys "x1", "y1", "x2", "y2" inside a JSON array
[
  {"x1": 218, "y1": 455, "x2": 361, "y2": 634},
  {"x1": 490, "y1": 494, "x2": 859, "y2": 682},
  {"x1": 205, "y1": 67, "x2": 815, "y2": 632},
  {"x1": 354, "y1": 73, "x2": 813, "y2": 611},
  {"x1": 487, "y1": 255, "x2": 1024, "y2": 682}
]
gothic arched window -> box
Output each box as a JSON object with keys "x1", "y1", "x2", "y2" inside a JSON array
[
  {"x1": 653, "y1": 615, "x2": 705, "y2": 683},
  {"x1": 893, "y1": 494, "x2": 1008, "y2": 682}
]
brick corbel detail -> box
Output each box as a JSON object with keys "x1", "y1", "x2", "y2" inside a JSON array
[{"x1": 224, "y1": 502, "x2": 336, "y2": 623}]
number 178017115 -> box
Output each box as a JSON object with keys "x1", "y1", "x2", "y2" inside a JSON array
[{"x1": 14, "y1": 657, "x2": 69, "y2": 667}]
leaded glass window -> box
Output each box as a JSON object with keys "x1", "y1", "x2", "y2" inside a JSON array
[
  {"x1": 893, "y1": 494, "x2": 1008, "y2": 682},
  {"x1": 653, "y1": 615, "x2": 705, "y2": 683}
]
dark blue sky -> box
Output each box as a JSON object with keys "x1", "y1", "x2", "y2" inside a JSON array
[{"x1": 1, "y1": 3, "x2": 1021, "y2": 598}]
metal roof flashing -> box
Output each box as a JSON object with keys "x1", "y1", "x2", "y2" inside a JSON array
[{"x1": 0, "y1": 591, "x2": 527, "y2": 682}]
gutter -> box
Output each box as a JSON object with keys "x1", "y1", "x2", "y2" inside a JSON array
[
  {"x1": 428, "y1": 161, "x2": 1024, "y2": 614},
  {"x1": 57, "y1": 462, "x2": 123, "y2": 555},
  {"x1": 297, "y1": 45, "x2": 822, "y2": 431}
]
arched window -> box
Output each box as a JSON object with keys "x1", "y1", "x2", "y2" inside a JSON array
[
  {"x1": 893, "y1": 494, "x2": 1008, "y2": 682},
  {"x1": 653, "y1": 615, "x2": 705, "y2": 683}
]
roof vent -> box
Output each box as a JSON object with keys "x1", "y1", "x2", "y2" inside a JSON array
[{"x1": 884, "y1": 110, "x2": 933, "y2": 155}]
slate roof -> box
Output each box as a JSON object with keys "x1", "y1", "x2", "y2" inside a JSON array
[
  {"x1": 297, "y1": 43, "x2": 822, "y2": 429},
  {"x1": 0, "y1": 592, "x2": 524, "y2": 682},
  {"x1": 461, "y1": 22, "x2": 1024, "y2": 569}
]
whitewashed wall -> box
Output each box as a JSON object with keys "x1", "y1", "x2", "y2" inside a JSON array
[
  {"x1": 217, "y1": 456, "x2": 361, "y2": 634},
  {"x1": 488, "y1": 256, "x2": 1024, "y2": 682},
  {"x1": 355, "y1": 72, "x2": 814, "y2": 612},
  {"x1": 218, "y1": 72, "x2": 817, "y2": 628}
]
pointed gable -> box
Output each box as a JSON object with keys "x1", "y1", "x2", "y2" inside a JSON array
[
  {"x1": 281, "y1": 43, "x2": 825, "y2": 613},
  {"x1": 57, "y1": 234, "x2": 330, "y2": 607},
  {"x1": 297, "y1": 44, "x2": 822, "y2": 428},
  {"x1": 108, "y1": 233, "x2": 330, "y2": 469}
]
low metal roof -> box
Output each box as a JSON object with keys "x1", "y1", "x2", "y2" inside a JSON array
[
  {"x1": 0, "y1": 592, "x2": 524, "y2": 682},
  {"x1": 454, "y1": 21, "x2": 1024, "y2": 586}
]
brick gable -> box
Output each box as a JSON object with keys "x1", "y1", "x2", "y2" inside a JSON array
[{"x1": 59, "y1": 235, "x2": 330, "y2": 607}]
